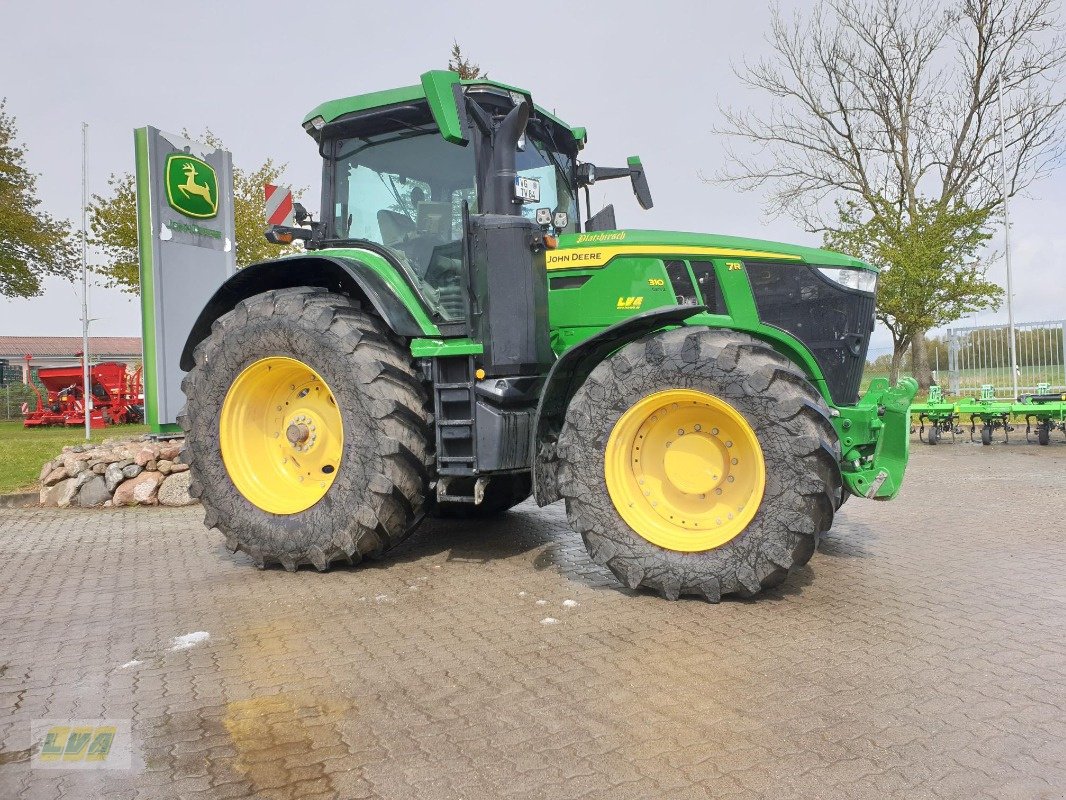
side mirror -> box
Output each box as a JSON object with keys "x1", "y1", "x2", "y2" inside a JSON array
[
  {"x1": 576, "y1": 159, "x2": 653, "y2": 210},
  {"x1": 627, "y1": 156, "x2": 653, "y2": 210}
]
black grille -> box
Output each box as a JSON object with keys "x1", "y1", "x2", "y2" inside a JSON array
[
  {"x1": 690, "y1": 261, "x2": 724, "y2": 314},
  {"x1": 665, "y1": 260, "x2": 700, "y2": 306},
  {"x1": 745, "y1": 263, "x2": 875, "y2": 405}
]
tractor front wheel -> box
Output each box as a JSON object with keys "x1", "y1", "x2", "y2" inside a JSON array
[
  {"x1": 557, "y1": 328, "x2": 841, "y2": 601},
  {"x1": 179, "y1": 288, "x2": 431, "y2": 570}
]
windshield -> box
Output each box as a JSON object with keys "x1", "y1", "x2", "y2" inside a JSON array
[
  {"x1": 517, "y1": 128, "x2": 577, "y2": 234},
  {"x1": 326, "y1": 115, "x2": 577, "y2": 322},
  {"x1": 330, "y1": 124, "x2": 476, "y2": 321}
]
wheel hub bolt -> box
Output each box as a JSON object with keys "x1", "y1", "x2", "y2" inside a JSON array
[{"x1": 286, "y1": 422, "x2": 310, "y2": 445}]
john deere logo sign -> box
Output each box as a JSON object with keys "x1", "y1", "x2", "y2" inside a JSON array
[{"x1": 164, "y1": 154, "x2": 218, "y2": 219}]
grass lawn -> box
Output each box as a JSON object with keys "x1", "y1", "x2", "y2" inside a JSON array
[{"x1": 0, "y1": 420, "x2": 151, "y2": 495}]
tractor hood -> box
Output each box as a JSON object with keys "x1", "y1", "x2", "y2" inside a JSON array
[{"x1": 547, "y1": 229, "x2": 875, "y2": 271}]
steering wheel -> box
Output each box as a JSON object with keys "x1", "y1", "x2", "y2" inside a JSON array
[{"x1": 422, "y1": 240, "x2": 464, "y2": 286}]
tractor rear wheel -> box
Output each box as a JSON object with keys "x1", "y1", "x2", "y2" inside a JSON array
[
  {"x1": 179, "y1": 287, "x2": 431, "y2": 570},
  {"x1": 557, "y1": 327, "x2": 841, "y2": 602}
]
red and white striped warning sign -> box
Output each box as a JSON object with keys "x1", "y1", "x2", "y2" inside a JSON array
[{"x1": 264, "y1": 184, "x2": 294, "y2": 227}]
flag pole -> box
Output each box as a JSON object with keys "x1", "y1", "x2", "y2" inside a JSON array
[{"x1": 81, "y1": 122, "x2": 91, "y2": 440}]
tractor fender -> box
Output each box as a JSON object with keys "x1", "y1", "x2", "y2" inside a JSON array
[
  {"x1": 531, "y1": 305, "x2": 706, "y2": 506},
  {"x1": 179, "y1": 254, "x2": 432, "y2": 371}
]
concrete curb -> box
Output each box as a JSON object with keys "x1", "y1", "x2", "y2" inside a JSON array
[{"x1": 0, "y1": 492, "x2": 39, "y2": 509}]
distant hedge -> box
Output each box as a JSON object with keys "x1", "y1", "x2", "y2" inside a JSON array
[{"x1": 0, "y1": 383, "x2": 38, "y2": 421}]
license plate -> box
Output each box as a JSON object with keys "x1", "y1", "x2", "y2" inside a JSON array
[{"x1": 514, "y1": 176, "x2": 540, "y2": 203}]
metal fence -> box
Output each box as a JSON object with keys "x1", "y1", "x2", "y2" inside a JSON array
[
  {"x1": 0, "y1": 359, "x2": 23, "y2": 387},
  {"x1": 0, "y1": 363, "x2": 45, "y2": 422},
  {"x1": 946, "y1": 320, "x2": 1066, "y2": 398}
]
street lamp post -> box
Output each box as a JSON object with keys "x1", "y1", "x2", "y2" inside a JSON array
[{"x1": 998, "y1": 77, "x2": 1019, "y2": 400}]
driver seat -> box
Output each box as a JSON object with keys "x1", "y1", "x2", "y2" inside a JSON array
[{"x1": 377, "y1": 209, "x2": 415, "y2": 247}]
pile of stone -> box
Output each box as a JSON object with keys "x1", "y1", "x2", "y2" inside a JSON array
[{"x1": 39, "y1": 437, "x2": 197, "y2": 508}]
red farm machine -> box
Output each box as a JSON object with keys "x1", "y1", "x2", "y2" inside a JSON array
[{"x1": 22, "y1": 356, "x2": 143, "y2": 429}]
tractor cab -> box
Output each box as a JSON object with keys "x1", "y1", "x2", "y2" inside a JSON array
[{"x1": 282, "y1": 73, "x2": 648, "y2": 327}]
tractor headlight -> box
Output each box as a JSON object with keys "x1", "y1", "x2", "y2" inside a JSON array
[
  {"x1": 817, "y1": 267, "x2": 877, "y2": 294},
  {"x1": 536, "y1": 208, "x2": 552, "y2": 226},
  {"x1": 552, "y1": 210, "x2": 569, "y2": 230}
]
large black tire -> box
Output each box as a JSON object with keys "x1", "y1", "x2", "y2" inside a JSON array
[
  {"x1": 981, "y1": 425, "x2": 993, "y2": 446},
  {"x1": 432, "y1": 473, "x2": 533, "y2": 519},
  {"x1": 557, "y1": 328, "x2": 842, "y2": 602},
  {"x1": 1038, "y1": 422, "x2": 1051, "y2": 446},
  {"x1": 178, "y1": 287, "x2": 432, "y2": 571}
]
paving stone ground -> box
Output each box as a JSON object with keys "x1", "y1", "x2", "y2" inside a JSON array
[{"x1": 1, "y1": 438, "x2": 1064, "y2": 799}]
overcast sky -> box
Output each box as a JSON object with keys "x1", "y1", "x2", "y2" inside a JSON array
[{"x1": 2, "y1": 0, "x2": 1063, "y2": 362}]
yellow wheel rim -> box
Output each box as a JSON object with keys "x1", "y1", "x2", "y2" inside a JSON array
[
  {"x1": 219, "y1": 357, "x2": 343, "y2": 515},
  {"x1": 604, "y1": 389, "x2": 765, "y2": 552}
]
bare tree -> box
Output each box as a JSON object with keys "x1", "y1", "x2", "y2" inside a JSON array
[{"x1": 716, "y1": 0, "x2": 1065, "y2": 387}]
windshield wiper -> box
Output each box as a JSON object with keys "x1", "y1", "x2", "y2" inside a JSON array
[
  {"x1": 331, "y1": 127, "x2": 435, "y2": 162},
  {"x1": 529, "y1": 119, "x2": 574, "y2": 200}
]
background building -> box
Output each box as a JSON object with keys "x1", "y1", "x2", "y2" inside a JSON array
[{"x1": 0, "y1": 337, "x2": 141, "y2": 385}]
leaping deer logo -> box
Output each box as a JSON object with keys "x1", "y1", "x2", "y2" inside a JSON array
[
  {"x1": 177, "y1": 162, "x2": 217, "y2": 213},
  {"x1": 164, "y1": 154, "x2": 219, "y2": 219}
]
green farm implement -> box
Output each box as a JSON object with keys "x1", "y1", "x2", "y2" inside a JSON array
[
  {"x1": 177, "y1": 70, "x2": 917, "y2": 601},
  {"x1": 912, "y1": 383, "x2": 1066, "y2": 446},
  {"x1": 912, "y1": 385, "x2": 963, "y2": 445}
]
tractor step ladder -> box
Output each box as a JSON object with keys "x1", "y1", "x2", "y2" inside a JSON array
[{"x1": 432, "y1": 356, "x2": 478, "y2": 477}]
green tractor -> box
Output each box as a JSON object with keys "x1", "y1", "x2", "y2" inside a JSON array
[{"x1": 178, "y1": 71, "x2": 917, "y2": 601}]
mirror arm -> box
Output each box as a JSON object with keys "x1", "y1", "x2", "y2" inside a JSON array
[
  {"x1": 585, "y1": 166, "x2": 629, "y2": 184},
  {"x1": 576, "y1": 161, "x2": 653, "y2": 211},
  {"x1": 576, "y1": 164, "x2": 635, "y2": 187},
  {"x1": 464, "y1": 98, "x2": 494, "y2": 137}
]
